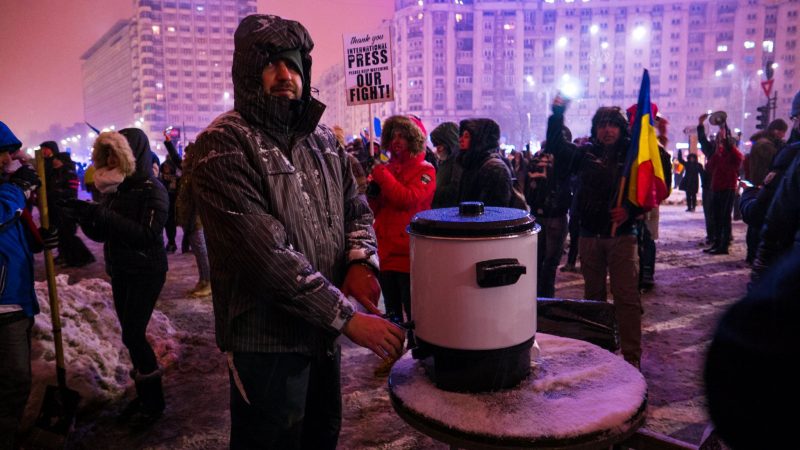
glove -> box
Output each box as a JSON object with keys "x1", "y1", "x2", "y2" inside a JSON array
[
  {"x1": 365, "y1": 180, "x2": 381, "y2": 198},
  {"x1": 39, "y1": 226, "x2": 59, "y2": 250},
  {"x1": 60, "y1": 199, "x2": 98, "y2": 221},
  {"x1": 8, "y1": 166, "x2": 41, "y2": 199}
]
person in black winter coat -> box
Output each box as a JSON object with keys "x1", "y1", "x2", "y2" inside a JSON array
[
  {"x1": 527, "y1": 121, "x2": 575, "y2": 298},
  {"x1": 677, "y1": 149, "x2": 702, "y2": 212},
  {"x1": 456, "y1": 118, "x2": 513, "y2": 207},
  {"x1": 705, "y1": 246, "x2": 800, "y2": 449},
  {"x1": 430, "y1": 122, "x2": 462, "y2": 208},
  {"x1": 545, "y1": 97, "x2": 643, "y2": 368},
  {"x1": 62, "y1": 128, "x2": 169, "y2": 426}
]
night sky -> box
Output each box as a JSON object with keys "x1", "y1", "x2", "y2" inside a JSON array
[{"x1": 0, "y1": 0, "x2": 392, "y2": 144}]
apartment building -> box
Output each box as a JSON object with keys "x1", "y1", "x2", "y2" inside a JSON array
[{"x1": 81, "y1": 0, "x2": 256, "y2": 150}]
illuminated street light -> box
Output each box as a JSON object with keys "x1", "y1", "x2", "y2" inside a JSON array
[
  {"x1": 771, "y1": 62, "x2": 779, "y2": 69},
  {"x1": 590, "y1": 24, "x2": 599, "y2": 35},
  {"x1": 727, "y1": 63, "x2": 735, "y2": 72},
  {"x1": 559, "y1": 74, "x2": 581, "y2": 98},
  {"x1": 600, "y1": 41, "x2": 609, "y2": 49},
  {"x1": 632, "y1": 26, "x2": 647, "y2": 41},
  {"x1": 525, "y1": 75, "x2": 535, "y2": 86},
  {"x1": 715, "y1": 70, "x2": 723, "y2": 77},
  {"x1": 757, "y1": 69, "x2": 764, "y2": 75},
  {"x1": 557, "y1": 36, "x2": 568, "y2": 48}
]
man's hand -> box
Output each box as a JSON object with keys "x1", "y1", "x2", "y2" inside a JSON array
[
  {"x1": 610, "y1": 206, "x2": 628, "y2": 224},
  {"x1": 342, "y1": 312, "x2": 405, "y2": 362},
  {"x1": 698, "y1": 113, "x2": 709, "y2": 125},
  {"x1": 552, "y1": 92, "x2": 570, "y2": 114},
  {"x1": 39, "y1": 226, "x2": 59, "y2": 250},
  {"x1": 341, "y1": 263, "x2": 381, "y2": 315},
  {"x1": 9, "y1": 166, "x2": 41, "y2": 199}
]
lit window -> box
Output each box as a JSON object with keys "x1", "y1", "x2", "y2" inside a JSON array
[
  {"x1": 152, "y1": 25, "x2": 160, "y2": 34},
  {"x1": 743, "y1": 41, "x2": 755, "y2": 49},
  {"x1": 717, "y1": 45, "x2": 728, "y2": 52}
]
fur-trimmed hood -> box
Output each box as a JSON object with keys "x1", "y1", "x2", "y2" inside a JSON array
[
  {"x1": 91, "y1": 131, "x2": 137, "y2": 177},
  {"x1": 380, "y1": 115, "x2": 427, "y2": 156}
]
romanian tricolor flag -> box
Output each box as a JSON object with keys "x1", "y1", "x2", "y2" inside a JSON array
[{"x1": 623, "y1": 69, "x2": 668, "y2": 211}]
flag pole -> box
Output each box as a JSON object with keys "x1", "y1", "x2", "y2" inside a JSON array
[
  {"x1": 368, "y1": 103, "x2": 375, "y2": 158},
  {"x1": 610, "y1": 177, "x2": 626, "y2": 237}
]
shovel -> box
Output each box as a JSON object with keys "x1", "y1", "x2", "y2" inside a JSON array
[{"x1": 27, "y1": 150, "x2": 81, "y2": 446}]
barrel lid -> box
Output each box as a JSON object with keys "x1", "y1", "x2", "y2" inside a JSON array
[{"x1": 409, "y1": 202, "x2": 537, "y2": 237}]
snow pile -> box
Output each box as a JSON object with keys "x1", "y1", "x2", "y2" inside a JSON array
[
  {"x1": 31, "y1": 275, "x2": 179, "y2": 404},
  {"x1": 391, "y1": 333, "x2": 646, "y2": 441}
]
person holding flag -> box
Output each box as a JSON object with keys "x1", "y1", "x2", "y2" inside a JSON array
[{"x1": 544, "y1": 92, "x2": 644, "y2": 369}]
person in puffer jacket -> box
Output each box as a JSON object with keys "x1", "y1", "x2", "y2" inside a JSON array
[
  {"x1": 456, "y1": 118, "x2": 513, "y2": 207},
  {"x1": 430, "y1": 121, "x2": 462, "y2": 208},
  {"x1": 367, "y1": 115, "x2": 435, "y2": 339},
  {"x1": 62, "y1": 128, "x2": 169, "y2": 427}
]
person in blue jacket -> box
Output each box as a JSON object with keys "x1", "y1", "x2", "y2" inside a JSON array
[{"x1": 0, "y1": 120, "x2": 57, "y2": 449}]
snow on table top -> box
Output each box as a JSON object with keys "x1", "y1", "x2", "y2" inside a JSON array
[{"x1": 390, "y1": 333, "x2": 647, "y2": 441}]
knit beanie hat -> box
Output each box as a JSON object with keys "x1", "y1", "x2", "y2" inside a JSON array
[{"x1": 40, "y1": 140, "x2": 60, "y2": 155}]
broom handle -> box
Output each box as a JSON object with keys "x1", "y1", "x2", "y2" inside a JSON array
[
  {"x1": 610, "y1": 176, "x2": 626, "y2": 237},
  {"x1": 35, "y1": 151, "x2": 67, "y2": 388}
]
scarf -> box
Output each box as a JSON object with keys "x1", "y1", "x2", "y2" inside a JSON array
[{"x1": 94, "y1": 167, "x2": 125, "y2": 194}]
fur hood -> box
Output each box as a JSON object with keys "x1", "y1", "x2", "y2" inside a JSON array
[
  {"x1": 91, "y1": 131, "x2": 137, "y2": 177},
  {"x1": 380, "y1": 115, "x2": 427, "y2": 155}
]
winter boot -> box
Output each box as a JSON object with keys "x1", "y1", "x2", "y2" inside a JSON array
[
  {"x1": 129, "y1": 368, "x2": 165, "y2": 428},
  {"x1": 187, "y1": 280, "x2": 212, "y2": 297}
]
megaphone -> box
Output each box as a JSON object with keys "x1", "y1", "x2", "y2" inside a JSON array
[{"x1": 709, "y1": 111, "x2": 728, "y2": 126}]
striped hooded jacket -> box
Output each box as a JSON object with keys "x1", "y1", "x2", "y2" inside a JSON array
[{"x1": 192, "y1": 15, "x2": 378, "y2": 354}]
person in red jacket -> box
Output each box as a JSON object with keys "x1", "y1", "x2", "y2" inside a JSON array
[
  {"x1": 367, "y1": 115, "x2": 435, "y2": 370},
  {"x1": 697, "y1": 114, "x2": 744, "y2": 254}
]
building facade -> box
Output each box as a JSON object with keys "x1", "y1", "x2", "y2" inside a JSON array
[
  {"x1": 377, "y1": 0, "x2": 799, "y2": 146},
  {"x1": 81, "y1": 0, "x2": 256, "y2": 153}
]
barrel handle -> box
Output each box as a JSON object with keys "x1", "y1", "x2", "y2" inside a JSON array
[{"x1": 475, "y1": 258, "x2": 526, "y2": 288}]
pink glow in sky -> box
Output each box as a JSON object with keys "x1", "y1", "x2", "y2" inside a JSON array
[{"x1": 0, "y1": 0, "x2": 392, "y2": 144}]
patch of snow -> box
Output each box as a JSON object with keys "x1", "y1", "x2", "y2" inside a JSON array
[{"x1": 32, "y1": 275, "x2": 179, "y2": 405}]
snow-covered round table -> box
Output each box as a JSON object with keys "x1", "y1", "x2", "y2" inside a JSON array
[{"x1": 389, "y1": 333, "x2": 647, "y2": 449}]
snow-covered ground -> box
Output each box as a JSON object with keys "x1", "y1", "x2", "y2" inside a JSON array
[{"x1": 22, "y1": 202, "x2": 749, "y2": 449}]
